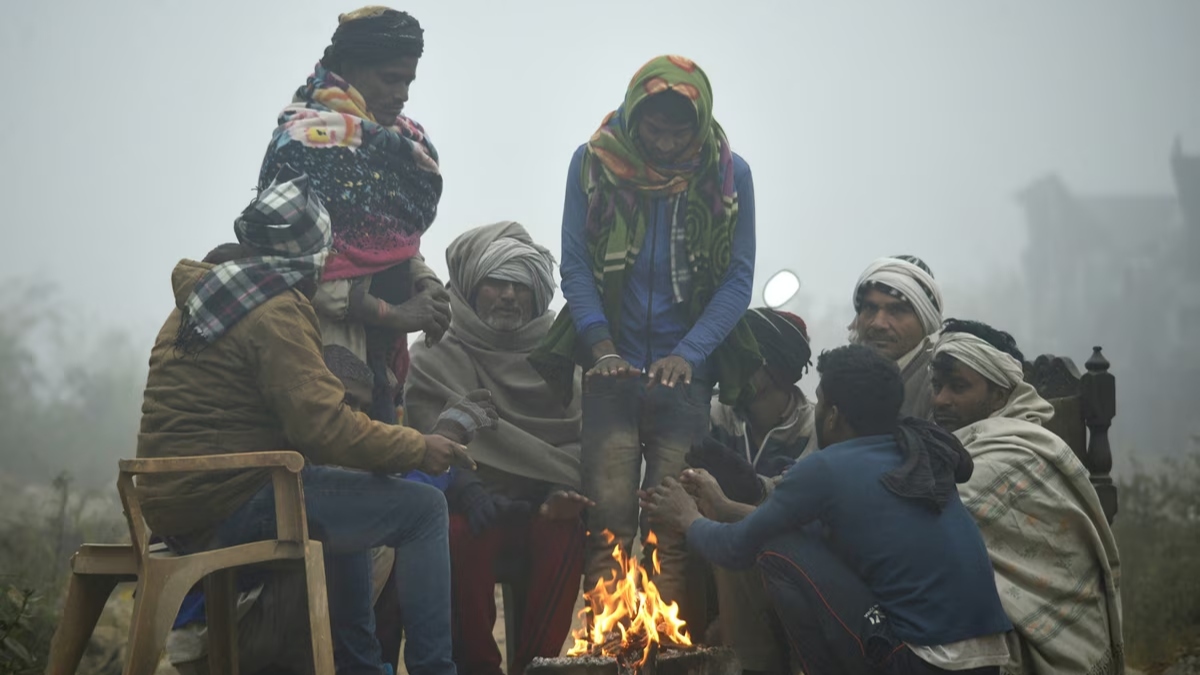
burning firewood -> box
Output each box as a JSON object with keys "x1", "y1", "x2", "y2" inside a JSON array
[
  {"x1": 567, "y1": 530, "x2": 692, "y2": 672},
  {"x1": 587, "y1": 631, "x2": 623, "y2": 657}
]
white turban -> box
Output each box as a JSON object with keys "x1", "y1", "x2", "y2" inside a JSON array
[
  {"x1": 849, "y1": 257, "x2": 944, "y2": 340},
  {"x1": 932, "y1": 330, "x2": 1055, "y2": 425},
  {"x1": 931, "y1": 331, "x2": 1024, "y2": 390}
]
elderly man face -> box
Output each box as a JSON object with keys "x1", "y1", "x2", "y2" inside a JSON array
[
  {"x1": 474, "y1": 277, "x2": 535, "y2": 331},
  {"x1": 852, "y1": 287, "x2": 926, "y2": 360},
  {"x1": 929, "y1": 355, "x2": 1009, "y2": 432}
]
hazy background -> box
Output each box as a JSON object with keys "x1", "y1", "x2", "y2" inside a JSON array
[
  {"x1": 3, "y1": 3, "x2": 1200, "y2": 669},
  {"x1": 2, "y1": 0, "x2": 1199, "y2": 478}
]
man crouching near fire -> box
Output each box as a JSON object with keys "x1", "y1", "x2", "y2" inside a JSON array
[{"x1": 641, "y1": 345, "x2": 1013, "y2": 674}]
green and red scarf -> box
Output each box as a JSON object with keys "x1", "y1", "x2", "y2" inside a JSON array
[{"x1": 532, "y1": 55, "x2": 761, "y2": 406}]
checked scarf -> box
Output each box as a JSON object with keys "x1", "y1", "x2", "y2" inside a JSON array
[
  {"x1": 258, "y1": 63, "x2": 441, "y2": 282},
  {"x1": 531, "y1": 55, "x2": 762, "y2": 406},
  {"x1": 174, "y1": 166, "x2": 332, "y2": 354}
]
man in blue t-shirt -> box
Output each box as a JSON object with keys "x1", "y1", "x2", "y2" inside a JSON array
[{"x1": 643, "y1": 345, "x2": 1012, "y2": 674}]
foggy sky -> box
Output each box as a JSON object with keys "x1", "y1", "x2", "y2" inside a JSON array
[{"x1": 2, "y1": 0, "x2": 1199, "y2": 351}]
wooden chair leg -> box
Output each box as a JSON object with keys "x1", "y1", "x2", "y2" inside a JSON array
[
  {"x1": 121, "y1": 566, "x2": 196, "y2": 675},
  {"x1": 304, "y1": 543, "x2": 335, "y2": 674},
  {"x1": 45, "y1": 573, "x2": 121, "y2": 675},
  {"x1": 204, "y1": 569, "x2": 240, "y2": 675}
]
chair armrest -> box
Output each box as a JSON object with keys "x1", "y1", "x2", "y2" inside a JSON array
[{"x1": 118, "y1": 451, "x2": 304, "y2": 475}]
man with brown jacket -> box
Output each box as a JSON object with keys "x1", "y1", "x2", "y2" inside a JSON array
[{"x1": 137, "y1": 167, "x2": 493, "y2": 675}]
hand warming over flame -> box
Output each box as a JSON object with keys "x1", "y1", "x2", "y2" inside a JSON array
[
  {"x1": 679, "y1": 468, "x2": 735, "y2": 521},
  {"x1": 680, "y1": 468, "x2": 760, "y2": 523},
  {"x1": 639, "y1": 477, "x2": 702, "y2": 535},
  {"x1": 539, "y1": 489, "x2": 595, "y2": 520}
]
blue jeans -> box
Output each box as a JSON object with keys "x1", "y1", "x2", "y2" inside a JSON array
[
  {"x1": 580, "y1": 375, "x2": 712, "y2": 608},
  {"x1": 210, "y1": 465, "x2": 454, "y2": 675}
]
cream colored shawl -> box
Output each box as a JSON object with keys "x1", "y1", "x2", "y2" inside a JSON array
[{"x1": 954, "y1": 362, "x2": 1124, "y2": 674}]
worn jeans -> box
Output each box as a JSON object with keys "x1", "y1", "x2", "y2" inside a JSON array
[
  {"x1": 756, "y1": 533, "x2": 1000, "y2": 675},
  {"x1": 581, "y1": 375, "x2": 712, "y2": 610},
  {"x1": 712, "y1": 565, "x2": 789, "y2": 673},
  {"x1": 206, "y1": 465, "x2": 455, "y2": 675}
]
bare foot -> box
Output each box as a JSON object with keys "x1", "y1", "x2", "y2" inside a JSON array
[
  {"x1": 680, "y1": 469, "x2": 743, "y2": 522},
  {"x1": 539, "y1": 490, "x2": 595, "y2": 520}
]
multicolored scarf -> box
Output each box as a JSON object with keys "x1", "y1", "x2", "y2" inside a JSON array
[
  {"x1": 175, "y1": 166, "x2": 332, "y2": 354},
  {"x1": 531, "y1": 55, "x2": 762, "y2": 406},
  {"x1": 258, "y1": 63, "x2": 441, "y2": 281}
]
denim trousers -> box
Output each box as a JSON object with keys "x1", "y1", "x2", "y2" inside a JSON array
[
  {"x1": 209, "y1": 465, "x2": 455, "y2": 675},
  {"x1": 580, "y1": 374, "x2": 712, "y2": 609}
]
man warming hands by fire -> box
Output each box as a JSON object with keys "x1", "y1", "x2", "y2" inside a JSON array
[{"x1": 641, "y1": 345, "x2": 1013, "y2": 675}]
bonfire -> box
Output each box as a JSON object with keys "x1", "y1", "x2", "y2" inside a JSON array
[{"x1": 568, "y1": 531, "x2": 692, "y2": 672}]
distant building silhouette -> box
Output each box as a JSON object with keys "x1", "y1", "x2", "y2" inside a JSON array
[{"x1": 1016, "y1": 141, "x2": 1200, "y2": 462}]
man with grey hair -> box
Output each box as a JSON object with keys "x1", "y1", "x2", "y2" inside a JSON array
[
  {"x1": 847, "y1": 255, "x2": 944, "y2": 419},
  {"x1": 406, "y1": 221, "x2": 593, "y2": 675}
]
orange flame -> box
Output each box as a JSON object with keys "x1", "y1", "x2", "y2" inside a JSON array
[{"x1": 567, "y1": 530, "x2": 691, "y2": 669}]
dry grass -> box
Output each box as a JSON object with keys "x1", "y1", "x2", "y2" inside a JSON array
[{"x1": 1112, "y1": 451, "x2": 1200, "y2": 669}]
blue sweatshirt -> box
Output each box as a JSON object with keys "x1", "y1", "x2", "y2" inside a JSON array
[
  {"x1": 560, "y1": 144, "x2": 756, "y2": 379},
  {"x1": 687, "y1": 435, "x2": 1012, "y2": 647}
]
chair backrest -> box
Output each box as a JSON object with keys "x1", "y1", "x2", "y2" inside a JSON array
[
  {"x1": 115, "y1": 451, "x2": 310, "y2": 567},
  {"x1": 1023, "y1": 346, "x2": 1118, "y2": 524},
  {"x1": 116, "y1": 470, "x2": 151, "y2": 559}
]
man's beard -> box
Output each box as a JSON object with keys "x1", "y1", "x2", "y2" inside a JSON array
[
  {"x1": 862, "y1": 328, "x2": 898, "y2": 351},
  {"x1": 481, "y1": 308, "x2": 528, "y2": 332}
]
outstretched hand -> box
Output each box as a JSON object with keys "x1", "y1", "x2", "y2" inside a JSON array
[
  {"x1": 646, "y1": 355, "x2": 692, "y2": 389},
  {"x1": 639, "y1": 477, "x2": 702, "y2": 536},
  {"x1": 586, "y1": 354, "x2": 637, "y2": 380},
  {"x1": 434, "y1": 389, "x2": 500, "y2": 444},
  {"x1": 585, "y1": 340, "x2": 639, "y2": 380}
]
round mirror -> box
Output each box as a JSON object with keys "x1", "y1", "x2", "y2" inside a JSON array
[{"x1": 763, "y1": 270, "x2": 801, "y2": 309}]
